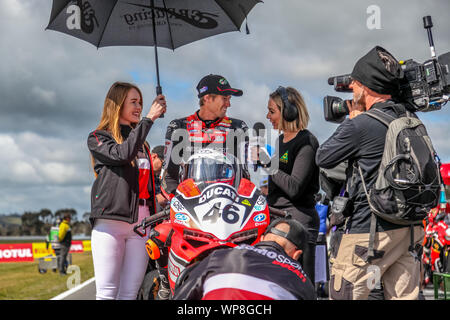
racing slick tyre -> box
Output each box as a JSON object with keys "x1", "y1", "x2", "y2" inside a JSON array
[{"x1": 137, "y1": 270, "x2": 160, "y2": 300}]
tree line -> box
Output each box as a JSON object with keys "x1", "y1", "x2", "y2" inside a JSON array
[{"x1": 0, "y1": 208, "x2": 91, "y2": 237}]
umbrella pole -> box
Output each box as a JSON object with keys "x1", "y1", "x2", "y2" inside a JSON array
[{"x1": 151, "y1": 0, "x2": 162, "y2": 96}]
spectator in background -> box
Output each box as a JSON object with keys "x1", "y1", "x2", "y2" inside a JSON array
[
  {"x1": 58, "y1": 213, "x2": 72, "y2": 275},
  {"x1": 151, "y1": 145, "x2": 168, "y2": 210},
  {"x1": 259, "y1": 176, "x2": 269, "y2": 196}
]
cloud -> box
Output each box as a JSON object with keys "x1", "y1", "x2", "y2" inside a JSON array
[
  {"x1": 0, "y1": 132, "x2": 90, "y2": 186},
  {"x1": 0, "y1": 0, "x2": 28, "y2": 17},
  {"x1": 31, "y1": 86, "x2": 57, "y2": 106}
]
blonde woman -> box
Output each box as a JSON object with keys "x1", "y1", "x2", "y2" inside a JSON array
[
  {"x1": 265, "y1": 86, "x2": 320, "y2": 284},
  {"x1": 87, "y1": 82, "x2": 166, "y2": 300}
]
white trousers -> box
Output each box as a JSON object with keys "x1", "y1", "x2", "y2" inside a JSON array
[{"x1": 91, "y1": 206, "x2": 150, "y2": 300}]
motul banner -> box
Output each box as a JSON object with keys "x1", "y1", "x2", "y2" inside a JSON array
[
  {"x1": 0, "y1": 241, "x2": 91, "y2": 262},
  {"x1": 0, "y1": 243, "x2": 34, "y2": 263}
]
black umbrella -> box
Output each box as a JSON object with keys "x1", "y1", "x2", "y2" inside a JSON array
[{"x1": 46, "y1": 0, "x2": 261, "y2": 96}]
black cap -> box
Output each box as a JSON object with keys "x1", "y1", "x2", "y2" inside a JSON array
[
  {"x1": 151, "y1": 145, "x2": 165, "y2": 160},
  {"x1": 264, "y1": 218, "x2": 307, "y2": 251},
  {"x1": 351, "y1": 46, "x2": 403, "y2": 95},
  {"x1": 196, "y1": 74, "x2": 243, "y2": 98}
]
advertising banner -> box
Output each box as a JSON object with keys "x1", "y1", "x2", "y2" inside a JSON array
[
  {"x1": 69, "y1": 241, "x2": 84, "y2": 253},
  {"x1": 0, "y1": 243, "x2": 34, "y2": 263},
  {"x1": 0, "y1": 240, "x2": 91, "y2": 263},
  {"x1": 82, "y1": 240, "x2": 91, "y2": 252},
  {"x1": 32, "y1": 242, "x2": 54, "y2": 259}
]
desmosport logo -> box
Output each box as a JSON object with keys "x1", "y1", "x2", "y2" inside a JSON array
[{"x1": 237, "y1": 244, "x2": 306, "y2": 276}]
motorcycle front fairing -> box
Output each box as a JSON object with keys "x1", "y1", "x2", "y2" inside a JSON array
[{"x1": 167, "y1": 178, "x2": 270, "y2": 291}]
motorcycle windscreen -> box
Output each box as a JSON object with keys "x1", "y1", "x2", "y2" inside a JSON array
[{"x1": 182, "y1": 157, "x2": 237, "y2": 188}]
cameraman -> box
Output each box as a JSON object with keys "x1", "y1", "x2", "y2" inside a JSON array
[{"x1": 316, "y1": 46, "x2": 424, "y2": 300}]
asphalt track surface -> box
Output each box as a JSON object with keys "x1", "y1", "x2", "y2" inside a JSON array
[
  {"x1": 53, "y1": 278, "x2": 96, "y2": 300},
  {"x1": 53, "y1": 278, "x2": 436, "y2": 300}
]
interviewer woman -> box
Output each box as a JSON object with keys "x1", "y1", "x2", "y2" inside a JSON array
[
  {"x1": 265, "y1": 86, "x2": 320, "y2": 283},
  {"x1": 87, "y1": 82, "x2": 166, "y2": 300}
]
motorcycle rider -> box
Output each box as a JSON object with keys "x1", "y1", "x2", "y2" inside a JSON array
[
  {"x1": 156, "y1": 75, "x2": 249, "y2": 299},
  {"x1": 173, "y1": 217, "x2": 316, "y2": 300},
  {"x1": 160, "y1": 74, "x2": 249, "y2": 199}
]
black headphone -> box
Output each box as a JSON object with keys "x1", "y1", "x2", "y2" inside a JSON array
[{"x1": 276, "y1": 86, "x2": 298, "y2": 122}]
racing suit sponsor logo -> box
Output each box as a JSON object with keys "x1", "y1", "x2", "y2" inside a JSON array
[{"x1": 236, "y1": 244, "x2": 307, "y2": 281}]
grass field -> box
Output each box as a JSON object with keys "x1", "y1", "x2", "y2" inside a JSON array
[{"x1": 0, "y1": 251, "x2": 94, "y2": 300}]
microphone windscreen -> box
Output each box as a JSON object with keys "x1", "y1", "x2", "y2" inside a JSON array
[{"x1": 253, "y1": 122, "x2": 265, "y2": 137}]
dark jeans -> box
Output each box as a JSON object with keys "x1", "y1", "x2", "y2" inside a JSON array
[
  {"x1": 58, "y1": 245, "x2": 70, "y2": 274},
  {"x1": 286, "y1": 206, "x2": 320, "y2": 284}
]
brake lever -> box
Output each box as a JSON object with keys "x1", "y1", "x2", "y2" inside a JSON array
[
  {"x1": 133, "y1": 218, "x2": 148, "y2": 237},
  {"x1": 133, "y1": 208, "x2": 171, "y2": 237}
]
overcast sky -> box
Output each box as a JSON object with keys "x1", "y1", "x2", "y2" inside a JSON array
[{"x1": 0, "y1": 0, "x2": 449, "y2": 218}]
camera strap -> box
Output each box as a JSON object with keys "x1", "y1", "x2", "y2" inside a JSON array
[{"x1": 357, "y1": 164, "x2": 377, "y2": 263}]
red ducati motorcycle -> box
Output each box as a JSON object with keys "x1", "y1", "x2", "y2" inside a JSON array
[
  {"x1": 134, "y1": 149, "x2": 287, "y2": 299},
  {"x1": 422, "y1": 163, "x2": 450, "y2": 285}
]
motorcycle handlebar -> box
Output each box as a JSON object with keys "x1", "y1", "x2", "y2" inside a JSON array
[
  {"x1": 133, "y1": 208, "x2": 170, "y2": 237},
  {"x1": 133, "y1": 206, "x2": 290, "y2": 237}
]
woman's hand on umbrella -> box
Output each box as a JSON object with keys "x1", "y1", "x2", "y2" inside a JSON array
[{"x1": 147, "y1": 94, "x2": 167, "y2": 121}]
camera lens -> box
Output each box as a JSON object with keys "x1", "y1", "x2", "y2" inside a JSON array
[
  {"x1": 332, "y1": 100, "x2": 349, "y2": 116},
  {"x1": 323, "y1": 96, "x2": 350, "y2": 123}
]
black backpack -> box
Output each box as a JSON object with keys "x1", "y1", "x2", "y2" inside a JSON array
[{"x1": 357, "y1": 105, "x2": 441, "y2": 261}]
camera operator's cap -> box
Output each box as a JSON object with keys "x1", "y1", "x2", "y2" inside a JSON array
[
  {"x1": 264, "y1": 217, "x2": 307, "y2": 251},
  {"x1": 196, "y1": 74, "x2": 243, "y2": 98},
  {"x1": 351, "y1": 46, "x2": 404, "y2": 95}
]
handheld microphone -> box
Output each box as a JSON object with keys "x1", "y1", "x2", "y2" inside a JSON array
[
  {"x1": 253, "y1": 122, "x2": 265, "y2": 137},
  {"x1": 252, "y1": 122, "x2": 266, "y2": 171}
]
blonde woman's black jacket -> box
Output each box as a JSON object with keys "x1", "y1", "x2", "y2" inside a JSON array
[{"x1": 87, "y1": 118, "x2": 157, "y2": 226}]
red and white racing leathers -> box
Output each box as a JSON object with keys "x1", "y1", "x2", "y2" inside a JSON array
[{"x1": 173, "y1": 241, "x2": 316, "y2": 300}]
